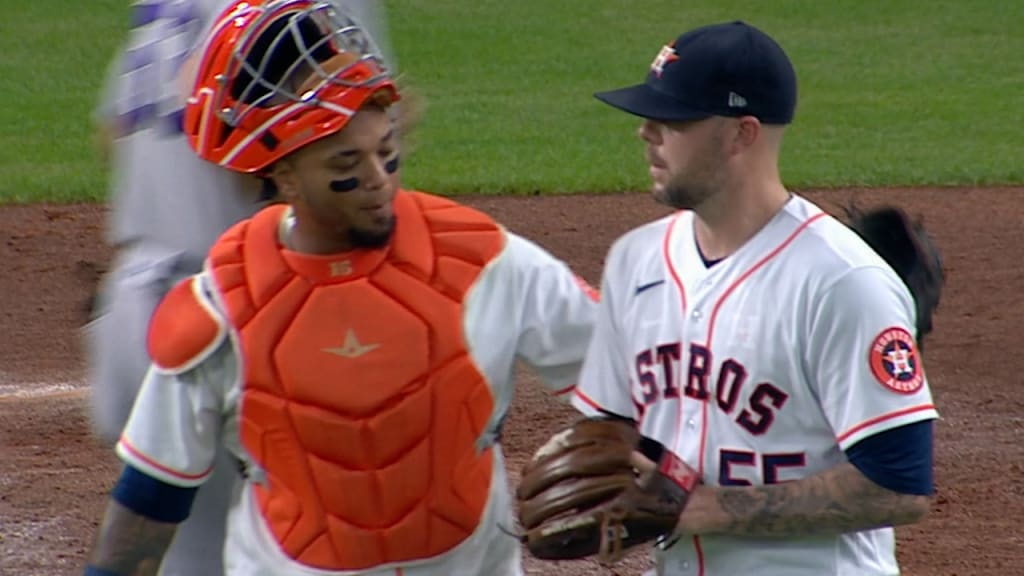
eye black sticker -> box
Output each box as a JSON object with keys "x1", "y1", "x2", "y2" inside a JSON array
[
  {"x1": 329, "y1": 156, "x2": 399, "y2": 193},
  {"x1": 329, "y1": 178, "x2": 359, "y2": 193}
]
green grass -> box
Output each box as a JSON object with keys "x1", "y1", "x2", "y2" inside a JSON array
[
  {"x1": 0, "y1": 1, "x2": 128, "y2": 202},
  {"x1": 2, "y1": 1, "x2": 1021, "y2": 202},
  {"x1": 388, "y1": 0, "x2": 1024, "y2": 193}
]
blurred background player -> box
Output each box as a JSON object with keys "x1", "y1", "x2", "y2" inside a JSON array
[{"x1": 83, "y1": 1, "x2": 397, "y2": 575}]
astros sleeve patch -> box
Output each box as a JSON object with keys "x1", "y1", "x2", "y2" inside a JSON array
[
  {"x1": 147, "y1": 275, "x2": 227, "y2": 374},
  {"x1": 868, "y1": 326, "x2": 924, "y2": 395}
]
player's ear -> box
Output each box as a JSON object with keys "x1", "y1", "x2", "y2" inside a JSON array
[
  {"x1": 732, "y1": 116, "x2": 761, "y2": 152},
  {"x1": 267, "y1": 160, "x2": 299, "y2": 201}
]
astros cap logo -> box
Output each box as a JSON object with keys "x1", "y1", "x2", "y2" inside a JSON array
[
  {"x1": 868, "y1": 327, "x2": 924, "y2": 394},
  {"x1": 650, "y1": 42, "x2": 679, "y2": 78}
]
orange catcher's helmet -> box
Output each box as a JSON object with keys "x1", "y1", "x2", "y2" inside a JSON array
[{"x1": 183, "y1": 0, "x2": 399, "y2": 174}]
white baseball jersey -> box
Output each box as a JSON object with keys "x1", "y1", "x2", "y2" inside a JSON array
[
  {"x1": 116, "y1": 227, "x2": 598, "y2": 576},
  {"x1": 572, "y1": 195, "x2": 938, "y2": 576}
]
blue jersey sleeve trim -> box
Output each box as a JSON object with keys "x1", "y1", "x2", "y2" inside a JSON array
[{"x1": 111, "y1": 464, "x2": 198, "y2": 524}]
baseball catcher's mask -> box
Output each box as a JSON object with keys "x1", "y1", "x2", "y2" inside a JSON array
[{"x1": 183, "y1": 0, "x2": 399, "y2": 174}]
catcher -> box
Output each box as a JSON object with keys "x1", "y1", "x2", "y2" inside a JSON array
[
  {"x1": 516, "y1": 21, "x2": 945, "y2": 575},
  {"x1": 84, "y1": 2, "x2": 398, "y2": 575},
  {"x1": 82, "y1": 2, "x2": 599, "y2": 575}
]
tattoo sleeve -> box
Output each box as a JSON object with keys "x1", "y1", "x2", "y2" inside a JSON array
[
  {"x1": 694, "y1": 462, "x2": 930, "y2": 537},
  {"x1": 86, "y1": 499, "x2": 179, "y2": 575}
]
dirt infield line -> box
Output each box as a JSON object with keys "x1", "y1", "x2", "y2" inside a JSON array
[{"x1": 0, "y1": 378, "x2": 85, "y2": 401}]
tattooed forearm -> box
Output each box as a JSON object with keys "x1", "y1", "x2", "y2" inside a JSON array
[
  {"x1": 691, "y1": 463, "x2": 930, "y2": 537},
  {"x1": 86, "y1": 499, "x2": 178, "y2": 575}
]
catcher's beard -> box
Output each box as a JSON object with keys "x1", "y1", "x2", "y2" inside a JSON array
[{"x1": 347, "y1": 215, "x2": 396, "y2": 248}]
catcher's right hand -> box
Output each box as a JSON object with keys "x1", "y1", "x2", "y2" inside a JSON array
[{"x1": 515, "y1": 417, "x2": 700, "y2": 563}]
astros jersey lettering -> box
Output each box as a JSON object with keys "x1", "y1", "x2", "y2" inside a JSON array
[
  {"x1": 117, "y1": 191, "x2": 598, "y2": 576},
  {"x1": 572, "y1": 195, "x2": 938, "y2": 576}
]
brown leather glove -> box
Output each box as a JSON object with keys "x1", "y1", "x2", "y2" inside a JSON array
[
  {"x1": 515, "y1": 417, "x2": 699, "y2": 563},
  {"x1": 845, "y1": 204, "x2": 945, "y2": 347}
]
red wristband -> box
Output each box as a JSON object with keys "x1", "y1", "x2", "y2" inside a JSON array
[{"x1": 658, "y1": 451, "x2": 700, "y2": 492}]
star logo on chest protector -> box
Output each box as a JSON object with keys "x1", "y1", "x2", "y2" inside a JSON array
[{"x1": 322, "y1": 329, "x2": 380, "y2": 358}]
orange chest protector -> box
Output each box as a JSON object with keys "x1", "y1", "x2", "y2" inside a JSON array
[{"x1": 207, "y1": 191, "x2": 504, "y2": 570}]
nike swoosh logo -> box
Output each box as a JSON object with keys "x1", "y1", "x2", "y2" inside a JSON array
[{"x1": 635, "y1": 280, "x2": 665, "y2": 295}]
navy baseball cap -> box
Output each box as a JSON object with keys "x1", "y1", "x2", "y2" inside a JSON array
[{"x1": 595, "y1": 21, "x2": 797, "y2": 124}]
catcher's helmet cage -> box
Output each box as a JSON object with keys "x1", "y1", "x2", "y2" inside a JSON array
[{"x1": 184, "y1": 0, "x2": 399, "y2": 174}]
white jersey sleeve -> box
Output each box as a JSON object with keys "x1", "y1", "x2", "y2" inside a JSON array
[
  {"x1": 570, "y1": 236, "x2": 636, "y2": 419},
  {"x1": 508, "y1": 234, "x2": 599, "y2": 395},
  {"x1": 465, "y1": 232, "x2": 598, "y2": 400},
  {"x1": 807, "y1": 265, "x2": 939, "y2": 450},
  {"x1": 115, "y1": 274, "x2": 238, "y2": 488}
]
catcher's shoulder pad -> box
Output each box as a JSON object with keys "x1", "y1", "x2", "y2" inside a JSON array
[{"x1": 147, "y1": 274, "x2": 227, "y2": 374}]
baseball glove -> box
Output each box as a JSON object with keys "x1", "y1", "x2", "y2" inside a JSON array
[
  {"x1": 514, "y1": 417, "x2": 699, "y2": 563},
  {"x1": 845, "y1": 204, "x2": 945, "y2": 347}
]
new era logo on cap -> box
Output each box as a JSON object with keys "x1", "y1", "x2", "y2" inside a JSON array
[{"x1": 728, "y1": 91, "x2": 748, "y2": 108}]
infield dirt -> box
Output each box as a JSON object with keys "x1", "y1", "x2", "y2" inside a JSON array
[{"x1": 1, "y1": 187, "x2": 1021, "y2": 575}]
